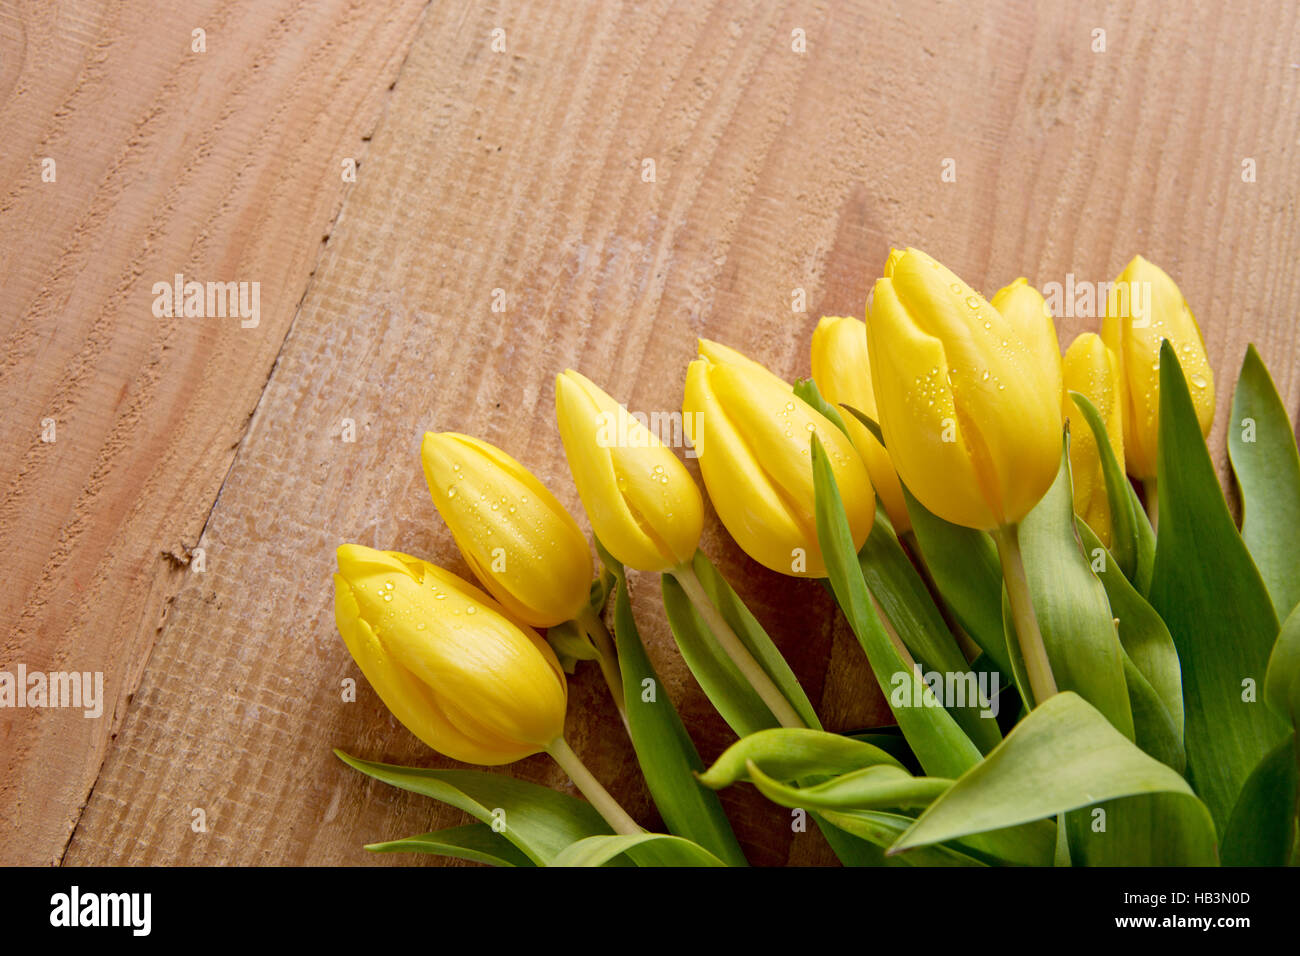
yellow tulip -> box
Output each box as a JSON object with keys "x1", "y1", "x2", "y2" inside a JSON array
[
  {"x1": 989, "y1": 278, "x2": 1063, "y2": 401},
  {"x1": 1061, "y1": 333, "x2": 1125, "y2": 548},
  {"x1": 554, "y1": 370, "x2": 703, "y2": 572},
  {"x1": 1100, "y1": 255, "x2": 1214, "y2": 480},
  {"x1": 866, "y1": 248, "x2": 1062, "y2": 530},
  {"x1": 683, "y1": 339, "x2": 874, "y2": 577},
  {"x1": 420, "y1": 432, "x2": 592, "y2": 629},
  {"x1": 811, "y1": 315, "x2": 911, "y2": 533},
  {"x1": 333, "y1": 544, "x2": 568, "y2": 766}
]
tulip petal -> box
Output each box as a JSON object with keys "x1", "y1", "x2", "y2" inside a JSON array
[
  {"x1": 421, "y1": 431, "x2": 592, "y2": 627},
  {"x1": 867, "y1": 278, "x2": 999, "y2": 529},
  {"x1": 334, "y1": 573, "x2": 524, "y2": 765}
]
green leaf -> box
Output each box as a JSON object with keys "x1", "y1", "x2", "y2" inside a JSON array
[
  {"x1": 892, "y1": 692, "x2": 1208, "y2": 853},
  {"x1": 1071, "y1": 391, "x2": 1154, "y2": 590},
  {"x1": 1066, "y1": 791, "x2": 1219, "y2": 866},
  {"x1": 902, "y1": 486, "x2": 1013, "y2": 678},
  {"x1": 597, "y1": 548, "x2": 748, "y2": 866},
  {"x1": 1149, "y1": 340, "x2": 1289, "y2": 831},
  {"x1": 1011, "y1": 439, "x2": 1134, "y2": 738},
  {"x1": 1077, "y1": 519, "x2": 1185, "y2": 768},
  {"x1": 746, "y1": 761, "x2": 951, "y2": 812},
  {"x1": 794, "y1": 377, "x2": 851, "y2": 437},
  {"x1": 698, "y1": 728, "x2": 902, "y2": 788},
  {"x1": 812, "y1": 435, "x2": 983, "y2": 780},
  {"x1": 1229, "y1": 344, "x2": 1300, "y2": 621},
  {"x1": 1267, "y1": 603, "x2": 1300, "y2": 725},
  {"x1": 365, "y1": 823, "x2": 535, "y2": 867},
  {"x1": 334, "y1": 752, "x2": 611, "y2": 865},
  {"x1": 661, "y1": 575, "x2": 777, "y2": 736},
  {"x1": 544, "y1": 619, "x2": 599, "y2": 674},
  {"x1": 839, "y1": 403, "x2": 887, "y2": 449},
  {"x1": 1221, "y1": 732, "x2": 1298, "y2": 866},
  {"x1": 818, "y1": 810, "x2": 988, "y2": 866},
  {"x1": 690, "y1": 551, "x2": 822, "y2": 728},
  {"x1": 551, "y1": 833, "x2": 729, "y2": 868},
  {"x1": 859, "y1": 504, "x2": 1003, "y2": 753}
]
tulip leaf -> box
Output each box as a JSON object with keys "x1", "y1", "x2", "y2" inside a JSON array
[
  {"x1": 689, "y1": 551, "x2": 822, "y2": 728},
  {"x1": 1077, "y1": 519, "x2": 1184, "y2": 768},
  {"x1": 1066, "y1": 791, "x2": 1219, "y2": 867},
  {"x1": 550, "y1": 833, "x2": 728, "y2": 868},
  {"x1": 1266, "y1": 603, "x2": 1300, "y2": 725},
  {"x1": 794, "y1": 377, "x2": 851, "y2": 437},
  {"x1": 817, "y1": 810, "x2": 988, "y2": 866},
  {"x1": 859, "y1": 504, "x2": 1003, "y2": 753},
  {"x1": 745, "y1": 760, "x2": 951, "y2": 812},
  {"x1": 1220, "y1": 732, "x2": 1298, "y2": 866},
  {"x1": 839, "y1": 403, "x2": 887, "y2": 449},
  {"x1": 891, "y1": 693, "x2": 1206, "y2": 853},
  {"x1": 334, "y1": 752, "x2": 612, "y2": 865},
  {"x1": 901, "y1": 486, "x2": 1013, "y2": 679},
  {"x1": 1229, "y1": 344, "x2": 1300, "y2": 621},
  {"x1": 365, "y1": 823, "x2": 535, "y2": 867},
  {"x1": 1010, "y1": 440, "x2": 1134, "y2": 739},
  {"x1": 594, "y1": 544, "x2": 748, "y2": 866},
  {"x1": 1070, "y1": 391, "x2": 1154, "y2": 591},
  {"x1": 812, "y1": 435, "x2": 983, "y2": 780},
  {"x1": 661, "y1": 575, "x2": 778, "y2": 736},
  {"x1": 697, "y1": 728, "x2": 902, "y2": 788},
  {"x1": 1148, "y1": 341, "x2": 1289, "y2": 831},
  {"x1": 544, "y1": 619, "x2": 600, "y2": 674}
]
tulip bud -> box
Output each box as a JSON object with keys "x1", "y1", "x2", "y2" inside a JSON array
[
  {"x1": 1062, "y1": 333, "x2": 1125, "y2": 547},
  {"x1": 811, "y1": 315, "x2": 911, "y2": 533},
  {"x1": 420, "y1": 432, "x2": 592, "y2": 628},
  {"x1": 1100, "y1": 255, "x2": 1214, "y2": 480},
  {"x1": 683, "y1": 339, "x2": 874, "y2": 577},
  {"x1": 334, "y1": 544, "x2": 568, "y2": 766},
  {"x1": 989, "y1": 278, "x2": 1063, "y2": 400},
  {"x1": 554, "y1": 370, "x2": 703, "y2": 572},
  {"x1": 866, "y1": 248, "x2": 1062, "y2": 530}
]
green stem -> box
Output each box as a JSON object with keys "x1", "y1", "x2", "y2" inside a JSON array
[
  {"x1": 992, "y1": 523, "x2": 1058, "y2": 707},
  {"x1": 670, "y1": 561, "x2": 806, "y2": 729},
  {"x1": 546, "y1": 737, "x2": 642, "y2": 836},
  {"x1": 576, "y1": 604, "x2": 629, "y2": 732}
]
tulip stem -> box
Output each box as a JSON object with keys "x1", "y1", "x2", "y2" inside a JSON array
[
  {"x1": 576, "y1": 605, "x2": 630, "y2": 733},
  {"x1": 670, "y1": 563, "x2": 807, "y2": 729},
  {"x1": 992, "y1": 523, "x2": 1058, "y2": 707},
  {"x1": 546, "y1": 737, "x2": 642, "y2": 836}
]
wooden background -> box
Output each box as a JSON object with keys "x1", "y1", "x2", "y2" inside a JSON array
[{"x1": 2, "y1": 0, "x2": 1297, "y2": 867}]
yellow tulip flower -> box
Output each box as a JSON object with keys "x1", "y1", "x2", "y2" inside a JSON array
[
  {"x1": 683, "y1": 338, "x2": 874, "y2": 578},
  {"x1": 1100, "y1": 255, "x2": 1214, "y2": 480},
  {"x1": 989, "y1": 278, "x2": 1063, "y2": 401},
  {"x1": 866, "y1": 248, "x2": 1063, "y2": 530},
  {"x1": 554, "y1": 370, "x2": 703, "y2": 573},
  {"x1": 1062, "y1": 333, "x2": 1125, "y2": 548},
  {"x1": 811, "y1": 315, "x2": 911, "y2": 533},
  {"x1": 420, "y1": 432, "x2": 592, "y2": 629},
  {"x1": 333, "y1": 545, "x2": 568, "y2": 766}
]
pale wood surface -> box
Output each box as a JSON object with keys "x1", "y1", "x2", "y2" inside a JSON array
[{"x1": 1, "y1": 0, "x2": 1296, "y2": 866}]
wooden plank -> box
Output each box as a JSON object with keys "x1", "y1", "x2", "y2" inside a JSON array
[
  {"x1": 0, "y1": 0, "x2": 430, "y2": 865},
  {"x1": 46, "y1": 0, "x2": 1300, "y2": 866}
]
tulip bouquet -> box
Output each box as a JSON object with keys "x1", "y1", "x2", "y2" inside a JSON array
[{"x1": 330, "y1": 246, "x2": 1300, "y2": 867}]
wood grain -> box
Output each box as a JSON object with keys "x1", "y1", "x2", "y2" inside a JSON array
[
  {"x1": 3, "y1": 0, "x2": 1296, "y2": 866},
  {"x1": 0, "y1": 0, "x2": 431, "y2": 865}
]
